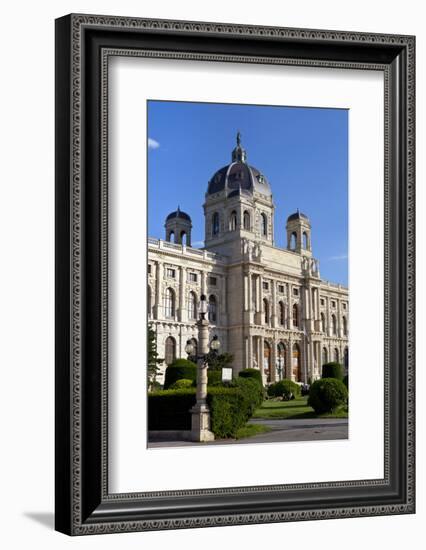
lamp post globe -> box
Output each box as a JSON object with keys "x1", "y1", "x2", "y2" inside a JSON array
[
  {"x1": 210, "y1": 335, "x2": 221, "y2": 352},
  {"x1": 185, "y1": 339, "x2": 194, "y2": 356}
]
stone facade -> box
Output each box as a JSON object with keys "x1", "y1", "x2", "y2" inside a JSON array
[{"x1": 148, "y1": 136, "x2": 349, "y2": 385}]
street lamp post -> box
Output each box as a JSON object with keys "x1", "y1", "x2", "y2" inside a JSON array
[
  {"x1": 186, "y1": 295, "x2": 220, "y2": 442},
  {"x1": 277, "y1": 358, "x2": 283, "y2": 381}
]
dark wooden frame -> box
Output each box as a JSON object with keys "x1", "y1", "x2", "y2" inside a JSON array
[{"x1": 55, "y1": 13, "x2": 415, "y2": 535}]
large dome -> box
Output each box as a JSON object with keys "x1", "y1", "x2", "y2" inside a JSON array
[{"x1": 207, "y1": 133, "x2": 272, "y2": 198}]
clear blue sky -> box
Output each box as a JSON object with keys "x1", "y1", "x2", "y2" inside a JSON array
[{"x1": 147, "y1": 101, "x2": 348, "y2": 286}]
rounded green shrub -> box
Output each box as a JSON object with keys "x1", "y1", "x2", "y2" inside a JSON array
[
  {"x1": 169, "y1": 378, "x2": 194, "y2": 389},
  {"x1": 163, "y1": 359, "x2": 197, "y2": 389},
  {"x1": 238, "y1": 368, "x2": 263, "y2": 386},
  {"x1": 267, "y1": 379, "x2": 301, "y2": 399},
  {"x1": 322, "y1": 362, "x2": 343, "y2": 381},
  {"x1": 308, "y1": 378, "x2": 348, "y2": 414}
]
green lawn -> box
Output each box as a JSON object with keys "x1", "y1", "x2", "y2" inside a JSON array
[
  {"x1": 235, "y1": 423, "x2": 272, "y2": 439},
  {"x1": 253, "y1": 397, "x2": 348, "y2": 420}
]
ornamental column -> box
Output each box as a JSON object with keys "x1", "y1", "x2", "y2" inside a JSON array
[
  {"x1": 179, "y1": 266, "x2": 186, "y2": 322},
  {"x1": 326, "y1": 296, "x2": 331, "y2": 337},
  {"x1": 221, "y1": 275, "x2": 227, "y2": 325},
  {"x1": 190, "y1": 307, "x2": 214, "y2": 442},
  {"x1": 271, "y1": 280, "x2": 277, "y2": 328},
  {"x1": 154, "y1": 261, "x2": 163, "y2": 319},
  {"x1": 288, "y1": 283, "x2": 293, "y2": 330},
  {"x1": 288, "y1": 336, "x2": 293, "y2": 380},
  {"x1": 271, "y1": 339, "x2": 277, "y2": 382}
]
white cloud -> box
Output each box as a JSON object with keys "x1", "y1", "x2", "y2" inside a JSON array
[
  {"x1": 327, "y1": 254, "x2": 348, "y2": 261},
  {"x1": 148, "y1": 137, "x2": 160, "y2": 150}
]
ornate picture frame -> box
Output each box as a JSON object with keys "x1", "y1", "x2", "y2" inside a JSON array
[{"x1": 55, "y1": 14, "x2": 415, "y2": 535}]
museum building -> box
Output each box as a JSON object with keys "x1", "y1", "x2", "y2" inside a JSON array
[{"x1": 148, "y1": 134, "x2": 349, "y2": 385}]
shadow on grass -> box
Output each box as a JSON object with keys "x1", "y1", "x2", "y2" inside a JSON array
[{"x1": 261, "y1": 402, "x2": 310, "y2": 410}]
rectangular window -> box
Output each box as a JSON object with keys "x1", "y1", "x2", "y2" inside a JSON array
[
  {"x1": 331, "y1": 300, "x2": 336, "y2": 307},
  {"x1": 209, "y1": 276, "x2": 217, "y2": 286},
  {"x1": 148, "y1": 264, "x2": 152, "y2": 274},
  {"x1": 320, "y1": 298, "x2": 325, "y2": 306},
  {"x1": 262, "y1": 282, "x2": 269, "y2": 290},
  {"x1": 166, "y1": 268, "x2": 176, "y2": 278},
  {"x1": 293, "y1": 287, "x2": 299, "y2": 296},
  {"x1": 188, "y1": 272, "x2": 197, "y2": 283},
  {"x1": 343, "y1": 303, "x2": 347, "y2": 310},
  {"x1": 278, "y1": 284, "x2": 285, "y2": 293}
]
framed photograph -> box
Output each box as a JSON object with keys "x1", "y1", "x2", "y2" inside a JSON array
[{"x1": 55, "y1": 14, "x2": 415, "y2": 535}]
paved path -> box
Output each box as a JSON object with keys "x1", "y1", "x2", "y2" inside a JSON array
[{"x1": 148, "y1": 418, "x2": 348, "y2": 448}]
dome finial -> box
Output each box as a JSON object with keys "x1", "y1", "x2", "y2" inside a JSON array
[{"x1": 232, "y1": 131, "x2": 247, "y2": 163}]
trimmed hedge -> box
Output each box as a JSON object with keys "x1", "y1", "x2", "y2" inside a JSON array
[
  {"x1": 148, "y1": 389, "x2": 196, "y2": 430},
  {"x1": 322, "y1": 362, "x2": 343, "y2": 381},
  {"x1": 207, "y1": 387, "x2": 249, "y2": 438},
  {"x1": 233, "y1": 377, "x2": 264, "y2": 411},
  {"x1": 163, "y1": 359, "x2": 197, "y2": 389},
  {"x1": 170, "y1": 378, "x2": 194, "y2": 389},
  {"x1": 238, "y1": 368, "x2": 263, "y2": 386},
  {"x1": 207, "y1": 369, "x2": 223, "y2": 386},
  {"x1": 148, "y1": 377, "x2": 263, "y2": 437},
  {"x1": 267, "y1": 379, "x2": 301, "y2": 399},
  {"x1": 307, "y1": 378, "x2": 348, "y2": 414}
]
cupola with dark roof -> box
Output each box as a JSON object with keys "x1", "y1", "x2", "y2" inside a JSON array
[
  {"x1": 286, "y1": 209, "x2": 312, "y2": 256},
  {"x1": 164, "y1": 206, "x2": 192, "y2": 246}
]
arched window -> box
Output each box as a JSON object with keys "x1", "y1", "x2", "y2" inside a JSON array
[
  {"x1": 212, "y1": 212, "x2": 219, "y2": 236},
  {"x1": 164, "y1": 287, "x2": 175, "y2": 318},
  {"x1": 180, "y1": 231, "x2": 187, "y2": 245},
  {"x1": 277, "y1": 343, "x2": 286, "y2": 380},
  {"x1": 303, "y1": 231, "x2": 308, "y2": 249},
  {"x1": 148, "y1": 286, "x2": 152, "y2": 318},
  {"x1": 188, "y1": 291, "x2": 197, "y2": 320},
  {"x1": 292, "y1": 304, "x2": 299, "y2": 328},
  {"x1": 279, "y1": 301, "x2": 285, "y2": 326},
  {"x1": 168, "y1": 230, "x2": 175, "y2": 243},
  {"x1": 334, "y1": 348, "x2": 339, "y2": 363},
  {"x1": 292, "y1": 343, "x2": 301, "y2": 382},
  {"x1": 229, "y1": 210, "x2": 237, "y2": 231},
  {"x1": 332, "y1": 314, "x2": 337, "y2": 335},
  {"x1": 321, "y1": 312, "x2": 326, "y2": 332},
  {"x1": 322, "y1": 347, "x2": 328, "y2": 366},
  {"x1": 164, "y1": 336, "x2": 176, "y2": 365},
  {"x1": 290, "y1": 232, "x2": 297, "y2": 249},
  {"x1": 263, "y1": 298, "x2": 269, "y2": 325},
  {"x1": 243, "y1": 210, "x2": 251, "y2": 230},
  {"x1": 343, "y1": 316, "x2": 348, "y2": 336},
  {"x1": 208, "y1": 295, "x2": 217, "y2": 323},
  {"x1": 261, "y1": 213, "x2": 268, "y2": 237}
]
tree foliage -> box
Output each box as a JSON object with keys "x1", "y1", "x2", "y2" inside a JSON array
[
  {"x1": 205, "y1": 350, "x2": 234, "y2": 371},
  {"x1": 147, "y1": 323, "x2": 163, "y2": 390}
]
